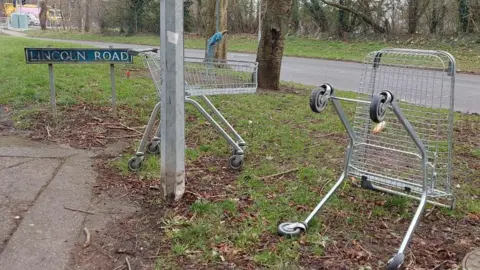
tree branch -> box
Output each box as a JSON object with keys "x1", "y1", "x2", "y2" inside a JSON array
[{"x1": 319, "y1": 0, "x2": 386, "y2": 33}]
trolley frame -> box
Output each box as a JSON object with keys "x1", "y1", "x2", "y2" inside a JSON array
[
  {"x1": 126, "y1": 48, "x2": 258, "y2": 171},
  {"x1": 277, "y1": 48, "x2": 456, "y2": 270}
]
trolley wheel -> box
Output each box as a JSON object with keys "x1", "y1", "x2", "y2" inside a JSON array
[
  {"x1": 386, "y1": 253, "x2": 404, "y2": 270},
  {"x1": 128, "y1": 157, "x2": 143, "y2": 172},
  {"x1": 309, "y1": 84, "x2": 332, "y2": 113},
  {"x1": 370, "y1": 93, "x2": 389, "y2": 123},
  {"x1": 277, "y1": 222, "x2": 307, "y2": 237},
  {"x1": 228, "y1": 155, "x2": 244, "y2": 170},
  {"x1": 147, "y1": 142, "x2": 160, "y2": 154}
]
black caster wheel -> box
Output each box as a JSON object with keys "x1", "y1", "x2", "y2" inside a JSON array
[
  {"x1": 370, "y1": 92, "x2": 391, "y2": 123},
  {"x1": 128, "y1": 157, "x2": 143, "y2": 172},
  {"x1": 310, "y1": 84, "x2": 333, "y2": 113},
  {"x1": 147, "y1": 142, "x2": 160, "y2": 154},
  {"x1": 386, "y1": 253, "x2": 404, "y2": 270},
  {"x1": 277, "y1": 222, "x2": 307, "y2": 238},
  {"x1": 228, "y1": 155, "x2": 244, "y2": 170}
]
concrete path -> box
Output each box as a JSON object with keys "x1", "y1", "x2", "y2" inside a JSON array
[
  {"x1": 0, "y1": 136, "x2": 96, "y2": 270},
  {"x1": 2, "y1": 29, "x2": 480, "y2": 114}
]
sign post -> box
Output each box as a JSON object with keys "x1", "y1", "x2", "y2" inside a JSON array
[
  {"x1": 160, "y1": 0, "x2": 186, "y2": 201},
  {"x1": 24, "y1": 47, "x2": 133, "y2": 119}
]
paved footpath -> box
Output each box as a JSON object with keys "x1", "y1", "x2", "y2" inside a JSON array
[{"x1": 0, "y1": 136, "x2": 96, "y2": 270}]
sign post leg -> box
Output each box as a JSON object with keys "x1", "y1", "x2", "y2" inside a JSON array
[
  {"x1": 48, "y1": 63, "x2": 57, "y2": 119},
  {"x1": 160, "y1": 0, "x2": 185, "y2": 201},
  {"x1": 110, "y1": 63, "x2": 117, "y2": 118}
]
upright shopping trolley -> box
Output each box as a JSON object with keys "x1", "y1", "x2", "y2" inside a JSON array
[
  {"x1": 126, "y1": 48, "x2": 258, "y2": 171},
  {"x1": 277, "y1": 48, "x2": 456, "y2": 269}
]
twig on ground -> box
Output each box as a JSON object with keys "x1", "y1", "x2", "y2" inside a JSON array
[
  {"x1": 433, "y1": 260, "x2": 448, "y2": 269},
  {"x1": 354, "y1": 241, "x2": 372, "y2": 260},
  {"x1": 319, "y1": 178, "x2": 334, "y2": 193},
  {"x1": 96, "y1": 134, "x2": 141, "y2": 139},
  {"x1": 46, "y1": 126, "x2": 51, "y2": 137},
  {"x1": 126, "y1": 256, "x2": 132, "y2": 270},
  {"x1": 425, "y1": 206, "x2": 435, "y2": 218},
  {"x1": 83, "y1": 227, "x2": 91, "y2": 248},
  {"x1": 259, "y1": 168, "x2": 299, "y2": 180},
  {"x1": 95, "y1": 138, "x2": 106, "y2": 146},
  {"x1": 63, "y1": 205, "x2": 95, "y2": 215},
  {"x1": 106, "y1": 124, "x2": 143, "y2": 135},
  {"x1": 92, "y1": 117, "x2": 103, "y2": 122},
  {"x1": 113, "y1": 265, "x2": 126, "y2": 270},
  {"x1": 186, "y1": 190, "x2": 203, "y2": 198}
]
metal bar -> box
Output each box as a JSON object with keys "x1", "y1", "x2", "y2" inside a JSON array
[
  {"x1": 330, "y1": 96, "x2": 371, "y2": 104},
  {"x1": 160, "y1": 0, "x2": 185, "y2": 201},
  {"x1": 368, "y1": 183, "x2": 451, "y2": 208},
  {"x1": 199, "y1": 95, "x2": 245, "y2": 144},
  {"x1": 389, "y1": 100, "x2": 428, "y2": 254},
  {"x1": 110, "y1": 62, "x2": 117, "y2": 118},
  {"x1": 331, "y1": 98, "x2": 356, "y2": 142},
  {"x1": 137, "y1": 102, "x2": 162, "y2": 156},
  {"x1": 48, "y1": 63, "x2": 57, "y2": 119},
  {"x1": 186, "y1": 97, "x2": 244, "y2": 154}
]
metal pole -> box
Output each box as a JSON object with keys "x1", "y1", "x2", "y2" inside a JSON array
[
  {"x1": 48, "y1": 64, "x2": 57, "y2": 119},
  {"x1": 258, "y1": 0, "x2": 261, "y2": 43},
  {"x1": 215, "y1": 0, "x2": 220, "y2": 33},
  {"x1": 160, "y1": 0, "x2": 185, "y2": 201},
  {"x1": 109, "y1": 46, "x2": 117, "y2": 118}
]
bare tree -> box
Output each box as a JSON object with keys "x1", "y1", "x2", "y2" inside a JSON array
[
  {"x1": 319, "y1": 0, "x2": 387, "y2": 33},
  {"x1": 39, "y1": 0, "x2": 48, "y2": 30},
  {"x1": 256, "y1": 0, "x2": 292, "y2": 90},
  {"x1": 215, "y1": 0, "x2": 229, "y2": 60}
]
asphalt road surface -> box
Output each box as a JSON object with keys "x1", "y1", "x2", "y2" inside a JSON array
[{"x1": 4, "y1": 30, "x2": 479, "y2": 114}]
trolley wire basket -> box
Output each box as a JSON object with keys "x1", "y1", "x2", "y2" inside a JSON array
[
  {"x1": 126, "y1": 48, "x2": 258, "y2": 171},
  {"x1": 277, "y1": 48, "x2": 456, "y2": 270}
]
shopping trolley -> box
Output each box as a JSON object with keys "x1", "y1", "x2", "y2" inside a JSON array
[
  {"x1": 126, "y1": 48, "x2": 258, "y2": 171},
  {"x1": 277, "y1": 48, "x2": 456, "y2": 269}
]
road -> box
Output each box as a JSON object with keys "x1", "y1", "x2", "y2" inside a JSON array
[{"x1": 3, "y1": 29, "x2": 479, "y2": 114}]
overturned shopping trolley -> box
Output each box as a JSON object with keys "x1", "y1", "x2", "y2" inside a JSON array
[
  {"x1": 127, "y1": 48, "x2": 258, "y2": 171},
  {"x1": 278, "y1": 49, "x2": 456, "y2": 269}
]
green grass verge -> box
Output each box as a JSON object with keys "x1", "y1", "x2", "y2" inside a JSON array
[
  {"x1": 1, "y1": 35, "x2": 479, "y2": 269},
  {"x1": 26, "y1": 30, "x2": 480, "y2": 73}
]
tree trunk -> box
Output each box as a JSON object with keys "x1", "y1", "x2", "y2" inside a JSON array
[
  {"x1": 84, "y1": 0, "x2": 91, "y2": 32},
  {"x1": 203, "y1": 0, "x2": 217, "y2": 58},
  {"x1": 407, "y1": 0, "x2": 418, "y2": 34},
  {"x1": 214, "y1": 0, "x2": 228, "y2": 60},
  {"x1": 256, "y1": 0, "x2": 292, "y2": 90},
  {"x1": 39, "y1": 0, "x2": 47, "y2": 30},
  {"x1": 338, "y1": 0, "x2": 346, "y2": 39},
  {"x1": 459, "y1": 0, "x2": 469, "y2": 32}
]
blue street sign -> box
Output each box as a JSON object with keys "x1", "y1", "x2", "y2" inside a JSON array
[{"x1": 24, "y1": 48, "x2": 134, "y2": 64}]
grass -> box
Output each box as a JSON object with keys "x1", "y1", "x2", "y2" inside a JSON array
[
  {"x1": 1, "y1": 35, "x2": 479, "y2": 269},
  {"x1": 26, "y1": 30, "x2": 480, "y2": 73}
]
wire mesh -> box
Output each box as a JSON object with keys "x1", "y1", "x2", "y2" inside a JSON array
[
  {"x1": 138, "y1": 52, "x2": 258, "y2": 97},
  {"x1": 348, "y1": 49, "x2": 455, "y2": 199}
]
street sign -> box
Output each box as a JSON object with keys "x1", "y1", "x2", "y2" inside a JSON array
[
  {"x1": 24, "y1": 48, "x2": 133, "y2": 64},
  {"x1": 24, "y1": 47, "x2": 133, "y2": 118}
]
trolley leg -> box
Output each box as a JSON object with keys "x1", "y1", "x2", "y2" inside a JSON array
[
  {"x1": 278, "y1": 88, "x2": 358, "y2": 237},
  {"x1": 186, "y1": 97, "x2": 245, "y2": 170},
  {"x1": 199, "y1": 95, "x2": 247, "y2": 149},
  {"x1": 127, "y1": 101, "x2": 162, "y2": 172},
  {"x1": 384, "y1": 100, "x2": 429, "y2": 270}
]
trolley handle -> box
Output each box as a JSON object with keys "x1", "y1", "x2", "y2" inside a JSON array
[{"x1": 127, "y1": 48, "x2": 159, "y2": 56}]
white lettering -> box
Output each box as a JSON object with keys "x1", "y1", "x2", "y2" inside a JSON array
[
  {"x1": 60, "y1": 51, "x2": 70, "y2": 60},
  {"x1": 112, "y1": 52, "x2": 120, "y2": 61},
  {"x1": 121, "y1": 52, "x2": 129, "y2": 61},
  {"x1": 103, "y1": 52, "x2": 112, "y2": 61},
  {"x1": 52, "y1": 51, "x2": 61, "y2": 60},
  {"x1": 94, "y1": 51, "x2": 101, "y2": 60},
  {"x1": 77, "y1": 51, "x2": 86, "y2": 61},
  {"x1": 42, "y1": 51, "x2": 51, "y2": 60},
  {"x1": 29, "y1": 51, "x2": 37, "y2": 61}
]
